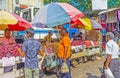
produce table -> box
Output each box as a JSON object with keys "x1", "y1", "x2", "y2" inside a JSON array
[
  {"x1": 0, "y1": 44, "x2": 22, "y2": 59},
  {"x1": 0, "y1": 58, "x2": 24, "y2": 78},
  {"x1": 86, "y1": 46, "x2": 100, "y2": 56},
  {"x1": 70, "y1": 45, "x2": 86, "y2": 60},
  {"x1": 0, "y1": 44, "x2": 24, "y2": 78}
]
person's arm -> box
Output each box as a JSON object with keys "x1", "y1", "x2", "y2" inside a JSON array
[
  {"x1": 51, "y1": 37, "x2": 54, "y2": 42},
  {"x1": 104, "y1": 54, "x2": 111, "y2": 69},
  {"x1": 43, "y1": 35, "x2": 47, "y2": 42},
  {"x1": 38, "y1": 50, "x2": 44, "y2": 56},
  {"x1": 18, "y1": 48, "x2": 25, "y2": 57},
  {"x1": 104, "y1": 44, "x2": 112, "y2": 69},
  {"x1": 9, "y1": 36, "x2": 16, "y2": 45},
  {"x1": 63, "y1": 37, "x2": 70, "y2": 62},
  {"x1": 38, "y1": 42, "x2": 45, "y2": 56},
  {"x1": 63, "y1": 46, "x2": 69, "y2": 62},
  {"x1": 17, "y1": 42, "x2": 27, "y2": 57}
]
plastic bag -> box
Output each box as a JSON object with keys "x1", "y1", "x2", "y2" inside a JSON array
[
  {"x1": 104, "y1": 68, "x2": 114, "y2": 78},
  {"x1": 61, "y1": 62, "x2": 69, "y2": 73}
]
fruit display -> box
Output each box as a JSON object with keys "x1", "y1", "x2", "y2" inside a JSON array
[
  {"x1": 71, "y1": 45, "x2": 85, "y2": 53},
  {"x1": 0, "y1": 44, "x2": 22, "y2": 59},
  {"x1": 85, "y1": 40, "x2": 92, "y2": 47},
  {"x1": 85, "y1": 41, "x2": 99, "y2": 47},
  {"x1": 93, "y1": 41, "x2": 99, "y2": 46},
  {"x1": 42, "y1": 42, "x2": 58, "y2": 55},
  {"x1": 51, "y1": 42, "x2": 58, "y2": 54},
  {"x1": 71, "y1": 40, "x2": 84, "y2": 46}
]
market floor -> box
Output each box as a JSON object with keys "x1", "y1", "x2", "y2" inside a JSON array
[{"x1": 43, "y1": 59, "x2": 104, "y2": 78}]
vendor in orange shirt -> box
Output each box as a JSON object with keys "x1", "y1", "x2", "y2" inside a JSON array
[
  {"x1": 58, "y1": 28, "x2": 71, "y2": 78},
  {"x1": 0, "y1": 28, "x2": 16, "y2": 45}
]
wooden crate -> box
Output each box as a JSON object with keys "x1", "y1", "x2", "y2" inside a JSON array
[
  {"x1": 86, "y1": 47, "x2": 100, "y2": 56},
  {"x1": 71, "y1": 50, "x2": 86, "y2": 59}
]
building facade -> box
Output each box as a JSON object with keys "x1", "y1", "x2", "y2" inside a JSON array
[
  {"x1": 0, "y1": 0, "x2": 43, "y2": 13},
  {"x1": 13, "y1": 0, "x2": 43, "y2": 15},
  {"x1": 0, "y1": 0, "x2": 8, "y2": 10}
]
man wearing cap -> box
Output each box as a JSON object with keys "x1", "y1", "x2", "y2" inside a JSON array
[
  {"x1": 18, "y1": 28, "x2": 44, "y2": 78},
  {"x1": 44, "y1": 30, "x2": 53, "y2": 42},
  {"x1": 104, "y1": 32, "x2": 120, "y2": 78}
]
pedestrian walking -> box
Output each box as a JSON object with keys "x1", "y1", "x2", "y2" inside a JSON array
[
  {"x1": 18, "y1": 28, "x2": 44, "y2": 78},
  {"x1": 58, "y1": 28, "x2": 72, "y2": 78},
  {"x1": 103, "y1": 32, "x2": 120, "y2": 78}
]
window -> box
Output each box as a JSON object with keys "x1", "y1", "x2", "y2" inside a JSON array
[
  {"x1": 0, "y1": 0, "x2": 8, "y2": 10},
  {"x1": 22, "y1": 9, "x2": 31, "y2": 22},
  {"x1": 15, "y1": 0, "x2": 19, "y2": 4},
  {"x1": 0, "y1": 0, "x2": 2, "y2": 10},
  {"x1": 33, "y1": 8, "x2": 39, "y2": 16}
]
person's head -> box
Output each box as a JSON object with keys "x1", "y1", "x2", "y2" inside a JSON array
[
  {"x1": 79, "y1": 32, "x2": 82, "y2": 35},
  {"x1": 105, "y1": 32, "x2": 114, "y2": 41},
  {"x1": 26, "y1": 28, "x2": 34, "y2": 38},
  {"x1": 48, "y1": 30, "x2": 53, "y2": 37},
  {"x1": 72, "y1": 32, "x2": 76, "y2": 38},
  {"x1": 4, "y1": 28, "x2": 11, "y2": 38},
  {"x1": 60, "y1": 28, "x2": 68, "y2": 36}
]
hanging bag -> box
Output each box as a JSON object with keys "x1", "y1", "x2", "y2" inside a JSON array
[
  {"x1": 104, "y1": 67, "x2": 114, "y2": 78},
  {"x1": 61, "y1": 62, "x2": 69, "y2": 73}
]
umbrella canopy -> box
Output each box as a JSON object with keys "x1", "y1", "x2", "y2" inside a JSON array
[
  {"x1": 32, "y1": 2, "x2": 84, "y2": 28},
  {"x1": 71, "y1": 18, "x2": 92, "y2": 30},
  {"x1": 90, "y1": 19, "x2": 102, "y2": 30},
  {"x1": 0, "y1": 11, "x2": 17, "y2": 25},
  {"x1": 0, "y1": 11, "x2": 32, "y2": 31},
  {"x1": 71, "y1": 18, "x2": 102, "y2": 30}
]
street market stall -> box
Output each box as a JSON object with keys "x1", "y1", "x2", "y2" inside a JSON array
[
  {"x1": 71, "y1": 18, "x2": 102, "y2": 60},
  {"x1": 0, "y1": 11, "x2": 31, "y2": 78},
  {"x1": 70, "y1": 39, "x2": 86, "y2": 64},
  {"x1": 32, "y1": 2, "x2": 84, "y2": 75}
]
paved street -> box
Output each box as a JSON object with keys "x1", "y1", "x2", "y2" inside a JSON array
[{"x1": 43, "y1": 59, "x2": 104, "y2": 78}]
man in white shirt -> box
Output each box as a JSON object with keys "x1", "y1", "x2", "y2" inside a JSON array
[{"x1": 104, "y1": 32, "x2": 120, "y2": 78}]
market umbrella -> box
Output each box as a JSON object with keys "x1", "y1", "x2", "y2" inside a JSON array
[
  {"x1": 71, "y1": 18, "x2": 102, "y2": 30},
  {"x1": 32, "y1": 2, "x2": 84, "y2": 28},
  {"x1": 71, "y1": 18, "x2": 92, "y2": 30},
  {"x1": 0, "y1": 11, "x2": 32, "y2": 31},
  {"x1": 0, "y1": 11, "x2": 17, "y2": 25},
  {"x1": 90, "y1": 19, "x2": 102, "y2": 30}
]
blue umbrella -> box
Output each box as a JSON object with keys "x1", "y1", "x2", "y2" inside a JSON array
[{"x1": 32, "y1": 3, "x2": 84, "y2": 28}]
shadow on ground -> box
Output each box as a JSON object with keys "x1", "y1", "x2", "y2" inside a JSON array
[
  {"x1": 86, "y1": 73, "x2": 99, "y2": 78},
  {"x1": 86, "y1": 67, "x2": 103, "y2": 78},
  {"x1": 98, "y1": 67, "x2": 103, "y2": 74},
  {"x1": 44, "y1": 71, "x2": 56, "y2": 76}
]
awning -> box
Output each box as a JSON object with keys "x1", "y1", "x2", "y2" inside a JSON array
[{"x1": 98, "y1": 8, "x2": 118, "y2": 15}]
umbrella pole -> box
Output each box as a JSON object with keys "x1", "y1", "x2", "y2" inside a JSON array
[
  {"x1": 68, "y1": 23, "x2": 71, "y2": 35},
  {"x1": 58, "y1": 30, "x2": 60, "y2": 41}
]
